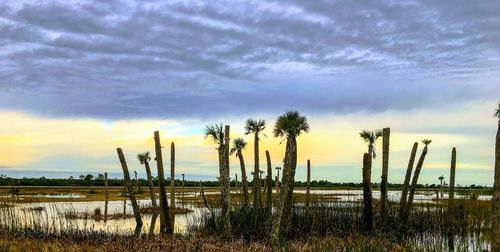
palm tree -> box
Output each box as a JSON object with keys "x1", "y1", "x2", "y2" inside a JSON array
[
  {"x1": 359, "y1": 130, "x2": 383, "y2": 159},
  {"x1": 245, "y1": 119, "x2": 266, "y2": 209},
  {"x1": 438, "y1": 175, "x2": 445, "y2": 199},
  {"x1": 137, "y1": 152, "x2": 157, "y2": 208},
  {"x1": 358, "y1": 130, "x2": 381, "y2": 229},
  {"x1": 492, "y1": 102, "x2": 500, "y2": 251},
  {"x1": 230, "y1": 137, "x2": 249, "y2": 208},
  {"x1": 204, "y1": 123, "x2": 231, "y2": 238},
  {"x1": 404, "y1": 139, "x2": 432, "y2": 222},
  {"x1": 271, "y1": 111, "x2": 310, "y2": 247}
]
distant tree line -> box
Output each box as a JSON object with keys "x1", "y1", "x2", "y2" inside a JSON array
[{"x1": 0, "y1": 174, "x2": 491, "y2": 190}]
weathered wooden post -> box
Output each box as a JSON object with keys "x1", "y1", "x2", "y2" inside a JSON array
[
  {"x1": 405, "y1": 140, "x2": 431, "y2": 222},
  {"x1": 117, "y1": 148, "x2": 143, "y2": 227},
  {"x1": 492, "y1": 114, "x2": 500, "y2": 252},
  {"x1": 104, "y1": 172, "x2": 109, "y2": 221},
  {"x1": 275, "y1": 167, "x2": 281, "y2": 194},
  {"x1": 447, "y1": 147, "x2": 457, "y2": 250},
  {"x1": 306, "y1": 159, "x2": 311, "y2": 208},
  {"x1": 266, "y1": 150, "x2": 272, "y2": 215},
  {"x1": 381, "y1": 127, "x2": 390, "y2": 219},
  {"x1": 362, "y1": 153, "x2": 373, "y2": 232},
  {"x1": 134, "y1": 171, "x2": 139, "y2": 193},
  {"x1": 170, "y1": 142, "x2": 176, "y2": 225},
  {"x1": 182, "y1": 173, "x2": 185, "y2": 202},
  {"x1": 154, "y1": 131, "x2": 172, "y2": 234},
  {"x1": 221, "y1": 125, "x2": 231, "y2": 238},
  {"x1": 399, "y1": 142, "x2": 418, "y2": 219}
]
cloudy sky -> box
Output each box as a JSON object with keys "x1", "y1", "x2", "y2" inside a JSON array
[{"x1": 0, "y1": 0, "x2": 499, "y2": 185}]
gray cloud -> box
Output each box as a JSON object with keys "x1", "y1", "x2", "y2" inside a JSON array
[{"x1": 0, "y1": 0, "x2": 499, "y2": 119}]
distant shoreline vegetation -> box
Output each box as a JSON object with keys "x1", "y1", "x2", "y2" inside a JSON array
[{"x1": 0, "y1": 175, "x2": 491, "y2": 189}]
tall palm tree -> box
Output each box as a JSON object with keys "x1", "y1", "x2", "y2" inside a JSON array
[
  {"x1": 404, "y1": 139, "x2": 432, "y2": 222},
  {"x1": 204, "y1": 123, "x2": 231, "y2": 238},
  {"x1": 137, "y1": 152, "x2": 157, "y2": 208},
  {"x1": 230, "y1": 137, "x2": 249, "y2": 208},
  {"x1": 271, "y1": 111, "x2": 310, "y2": 247},
  {"x1": 245, "y1": 119, "x2": 266, "y2": 209},
  {"x1": 359, "y1": 130, "x2": 383, "y2": 159},
  {"x1": 492, "y1": 102, "x2": 500, "y2": 251},
  {"x1": 359, "y1": 130, "x2": 381, "y2": 229}
]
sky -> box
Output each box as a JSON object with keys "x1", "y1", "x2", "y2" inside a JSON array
[{"x1": 0, "y1": 0, "x2": 499, "y2": 186}]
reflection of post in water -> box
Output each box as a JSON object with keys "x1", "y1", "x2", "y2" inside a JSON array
[
  {"x1": 149, "y1": 212, "x2": 158, "y2": 236},
  {"x1": 104, "y1": 172, "x2": 109, "y2": 222}
]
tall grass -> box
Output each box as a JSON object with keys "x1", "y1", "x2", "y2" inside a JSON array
[{"x1": 193, "y1": 198, "x2": 492, "y2": 250}]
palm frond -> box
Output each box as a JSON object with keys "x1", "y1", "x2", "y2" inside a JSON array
[
  {"x1": 245, "y1": 119, "x2": 266, "y2": 134},
  {"x1": 273, "y1": 110, "x2": 309, "y2": 138},
  {"x1": 204, "y1": 123, "x2": 224, "y2": 144},
  {"x1": 230, "y1": 137, "x2": 247, "y2": 156},
  {"x1": 136, "y1": 152, "x2": 150, "y2": 165},
  {"x1": 359, "y1": 130, "x2": 372, "y2": 143},
  {"x1": 494, "y1": 102, "x2": 500, "y2": 119},
  {"x1": 422, "y1": 139, "x2": 432, "y2": 146}
]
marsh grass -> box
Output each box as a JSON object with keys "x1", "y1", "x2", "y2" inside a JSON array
[
  {"x1": 0, "y1": 190, "x2": 493, "y2": 251},
  {"x1": 193, "y1": 198, "x2": 492, "y2": 250}
]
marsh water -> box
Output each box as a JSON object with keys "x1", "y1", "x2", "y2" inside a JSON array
[{"x1": 1, "y1": 189, "x2": 492, "y2": 236}]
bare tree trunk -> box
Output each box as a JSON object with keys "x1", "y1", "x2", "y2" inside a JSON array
[
  {"x1": 306, "y1": 159, "x2": 311, "y2": 208},
  {"x1": 266, "y1": 150, "x2": 273, "y2": 216},
  {"x1": 220, "y1": 125, "x2": 231, "y2": 239},
  {"x1": 144, "y1": 161, "x2": 157, "y2": 208},
  {"x1": 104, "y1": 172, "x2": 109, "y2": 222},
  {"x1": 149, "y1": 212, "x2": 158, "y2": 236},
  {"x1": 253, "y1": 133, "x2": 261, "y2": 209},
  {"x1": 271, "y1": 137, "x2": 297, "y2": 247},
  {"x1": 381, "y1": 127, "x2": 390, "y2": 218},
  {"x1": 447, "y1": 147, "x2": 457, "y2": 251},
  {"x1": 362, "y1": 153, "x2": 373, "y2": 232},
  {"x1": 154, "y1": 131, "x2": 172, "y2": 234},
  {"x1": 492, "y1": 120, "x2": 500, "y2": 251},
  {"x1": 170, "y1": 142, "x2": 176, "y2": 226},
  {"x1": 399, "y1": 142, "x2": 418, "y2": 219},
  {"x1": 404, "y1": 145, "x2": 429, "y2": 222},
  {"x1": 237, "y1": 150, "x2": 249, "y2": 209},
  {"x1": 117, "y1": 148, "x2": 143, "y2": 227}
]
